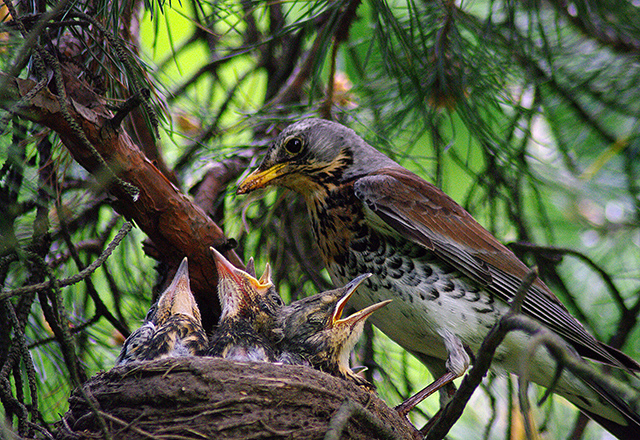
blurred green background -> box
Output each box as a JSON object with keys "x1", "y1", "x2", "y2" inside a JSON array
[{"x1": 2, "y1": 0, "x2": 640, "y2": 438}]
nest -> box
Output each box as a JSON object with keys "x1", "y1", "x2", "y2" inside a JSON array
[{"x1": 57, "y1": 357, "x2": 420, "y2": 439}]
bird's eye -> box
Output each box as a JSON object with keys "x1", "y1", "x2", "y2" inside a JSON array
[
  {"x1": 271, "y1": 293, "x2": 284, "y2": 306},
  {"x1": 284, "y1": 138, "x2": 303, "y2": 155}
]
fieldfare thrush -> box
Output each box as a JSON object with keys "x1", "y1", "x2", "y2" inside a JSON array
[
  {"x1": 116, "y1": 257, "x2": 207, "y2": 365},
  {"x1": 208, "y1": 247, "x2": 283, "y2": 362},
  {"x1": 237, "y1": 118, "x2": 640, "y2": 436},
  {"x1": 276, "y1": 273, "x2": 391, "y2": 390}
]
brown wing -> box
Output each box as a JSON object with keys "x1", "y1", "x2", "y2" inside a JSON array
[{"x1": 353, "y1": 167, "x2": 639, "y2": 370}]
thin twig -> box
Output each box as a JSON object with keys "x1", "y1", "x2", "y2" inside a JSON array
[
  {"x1": 509, "y1": 243, "x2": 626, "y2": 311},
  {"x1": 0, "y1": 222, "x2": 133, "y2": 300},
  {"x1": 27, "y1": 313, "x2": 102, "y2": 349},
  {"x1": 56, "y1": 212, "x2": 131, "y2": 337},
  {"x1": 324, "y1": 399, "x2": 406, "y2": 440},
  {"x1": 2, "y1": 301, "x2": 43, "y2": 435},
  {"x1": 74, "y1": 388, "x2": 113, "y2": 440}
]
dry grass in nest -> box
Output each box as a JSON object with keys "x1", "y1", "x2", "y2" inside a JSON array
[{"x1": 57, "y1": 357, "x2": 420, "y2": 439}]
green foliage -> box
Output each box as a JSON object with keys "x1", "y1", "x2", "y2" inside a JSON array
[{"x1": 2, "y1": 0, "x2": 640, "y2": 438}]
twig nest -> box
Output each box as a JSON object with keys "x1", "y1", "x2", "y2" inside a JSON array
[{"x1": 57, "y1": 357, "x2": 420, "y2": 439}]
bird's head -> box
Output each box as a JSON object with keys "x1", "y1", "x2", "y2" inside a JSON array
[
  {"x1": 211, "y1": 247, "x2": 284, "y2": 328},
  {"x1": 322, "y1": 297, "x2": 392, "y2": 380},
  {"x1": 152, "y1": 257, "x2": 202, "y2": 326},
  {"x1": 276, "y1": 273, "x2": 390, "y2": 381},
  {"x1": 237, "y1": 118, "x2": 396, "y2": 197},
  {"x1": 276, "y1": 273, "x2": 373, "y2": 342}
]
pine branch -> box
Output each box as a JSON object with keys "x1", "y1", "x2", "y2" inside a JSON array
[{"x1": 0, "y1": 72, "x2": 241, "y2": 330}]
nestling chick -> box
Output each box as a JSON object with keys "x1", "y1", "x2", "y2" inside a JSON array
[
  {"x1": 208, "y1": 247, "x2": 283, "y2": 362},
  {"x1": 276, "y1": 273, "x2": 391, "y2": 390},
  {"x1": 115, "y1": 257, "x2": 207, "y2": 365}
]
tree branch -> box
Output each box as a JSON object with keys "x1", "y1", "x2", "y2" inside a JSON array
[{"x1": 0, "y1": 72, "x2": 243, "y2": 329}]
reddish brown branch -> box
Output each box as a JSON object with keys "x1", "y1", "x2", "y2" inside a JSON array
[{"x1": 2, "y1": 69, "x2": 242, "y2": 330}]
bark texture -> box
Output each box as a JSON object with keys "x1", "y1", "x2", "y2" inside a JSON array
[{"x1": 3, "y1": 71, "x2": 243, "y2": 330}]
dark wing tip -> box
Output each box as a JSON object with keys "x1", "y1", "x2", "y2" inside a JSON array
[{"x1": 600, "y1": 343, "x2": 640, "y2": 373}]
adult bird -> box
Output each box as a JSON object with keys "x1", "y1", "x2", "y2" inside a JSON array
[
  {"x1": 237, "y1": 118, "x2": 640, "y2": 436},
  {"x1": 115, "y1": 257, "x2": 207, "y2": 365},
  {"x1": 276, "y1": 273, "x2": 391, "y2": 390},
  {"x1": 208, "y1": 247, "x2": 284, "y2": 362}
]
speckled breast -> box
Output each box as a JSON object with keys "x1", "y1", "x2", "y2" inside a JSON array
[{"x1": 327, "y1": 227, "x2": 503, "y2": 362}]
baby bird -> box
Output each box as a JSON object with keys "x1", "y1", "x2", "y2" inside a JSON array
[
  {"x1": 207, "y1": 247, "x2": 284, "y2": 362},
  {"x1": 276, "y1": 273, "x2": 391, "y2": 389},
  {"x1": 115, "y1": 257, "x2": 207, "y2": 365}
]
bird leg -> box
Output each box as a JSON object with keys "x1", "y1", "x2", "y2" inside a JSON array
[
  {"x1": 395, "y1": 371, "x2": 459, "y2": 416},
  {"x1": 396, "y1": 330, "x2": 470, "y2": 417}
]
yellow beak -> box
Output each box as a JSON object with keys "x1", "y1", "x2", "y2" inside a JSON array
[
  {"x1": 330, "y1": 273, "x2": 372, "y2": 327},
  {"x1": 335, "y1": 300, "x2": 392, "y2": 329},
  {"x1": 237, "y1": 163, "x2": 287, "y2": 195}
]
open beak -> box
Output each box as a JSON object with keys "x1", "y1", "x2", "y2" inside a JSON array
[
  {"x1": 335, "y1": 300, "x2": 392, "y2": 330},
  {"x1": 237, "y1": 163, "x2": 287, "y2": 195},
  {"x1": 211, "y1": 248, "x2": 273, "y2": 320},
  {"x1": 331, "y1": 273, "x2": 372, "y2": 327},
  {"x1": 258, "y1": 262, "x2": 271, "y2": 285},
  {"x1": 211, "y1": 247, "x2": 272, "y2": 291}
]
